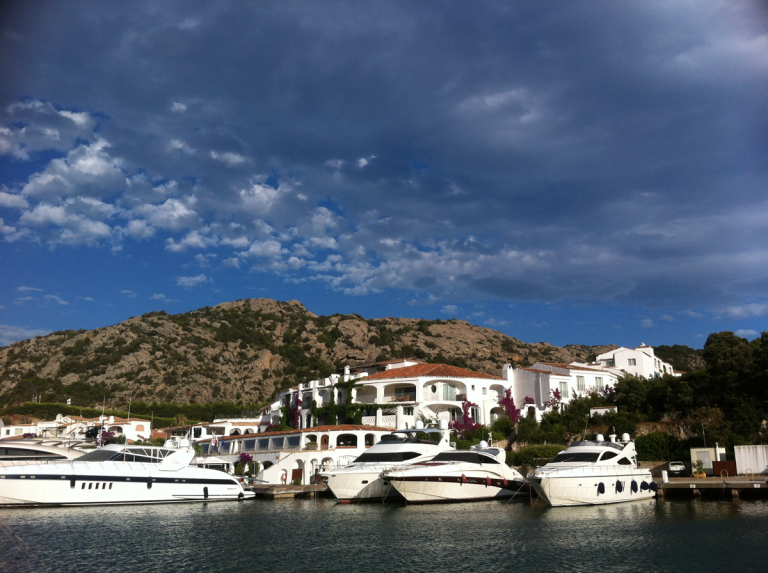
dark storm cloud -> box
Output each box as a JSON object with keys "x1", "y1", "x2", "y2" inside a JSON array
[{"x1": 1, "y1": 0, "x2": 766, "y2": 315}]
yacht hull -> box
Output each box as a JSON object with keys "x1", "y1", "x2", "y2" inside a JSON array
[
  {"x1": 0, "y1": 462, "x2": 254, "y2": 506},
  {"x1": 529, "y1": 471, "x2": 655, "y2": 507},
  {"x1": 321, "y1": 469, "x2": 403, "y2": 502},
  {"x1": 387, "y1": 471, "x2": 527, "y2": 503}
]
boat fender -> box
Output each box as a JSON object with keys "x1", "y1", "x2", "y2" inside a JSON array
[
  {"x1": 640, "y1": 481, "x2": 649, "y2": 491},
  {"x1": 616, "y1": 481, "x2": 623, "y2": 493},
  {"x1": 631, "y1": 480, "x2": 638, "y2": 493},
  {"x1": 238, "y1": 492, "x2": 244, "y2": 499},
  {"x1": 597, "y1": 482, "x2": 605, "y2": 494},
  {"x1": 486, "y1": 476, "x2": 492, "y2": 487},
  {"x1": 461, "y1": 474, "x2": 467, "y2": 484},
  {"x1": 649, "y1": 482, "x2": 658, "y2": 492},
  {"x1": 281, "y1": 471, "x2": 287, "y2": 484},
  {"x1": 503, "y1": 478, "x2": 508, "y2": 487}
]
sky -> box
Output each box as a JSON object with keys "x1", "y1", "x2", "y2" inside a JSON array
[{"x1": 0, "y1": 1, "x2": 766, "y2": 350}]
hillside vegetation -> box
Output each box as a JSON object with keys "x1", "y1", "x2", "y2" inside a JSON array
[{"x1": 0, "y1": 298, "x2": 614, "y2": 410}]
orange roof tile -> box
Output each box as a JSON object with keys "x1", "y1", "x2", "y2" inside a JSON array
[{"x1": 363, "y1": 363, "x2": 504, "y2": 381}]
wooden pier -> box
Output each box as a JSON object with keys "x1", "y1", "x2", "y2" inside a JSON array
[
  {"x1": 245, "y1": 483, "x2": 329, "y2": 500},
  {"x1": 659, "y1": 476, "x2": 767, "y2": 498}
]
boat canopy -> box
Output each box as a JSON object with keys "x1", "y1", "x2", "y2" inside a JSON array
[
  {"x1": 430, "y1": 451, "x2": 501, "y2": 465},
  {"x1": 75, "y1": 447, "x2": 176, "y2": 463}
]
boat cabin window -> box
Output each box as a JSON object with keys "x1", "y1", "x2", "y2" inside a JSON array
[
  {"x1": 0, "y1": 447, "x2": 67, "y2": 459},
  {"x1": 353, "y1": 452, "x2": 421, "y2": 463},
  {"x1": 430, "y1": 452, "x2": 500, "y2": 465},
  {"x1": 550, "y1": 452, "x2": 601, "y2": 463},
  {"x1": 617, "y1": 457, "x2": 633, "y2": 465},
  {"x1": 380, "y1": 435, "x2": 407, "y2": 443},
  {"x1": 75, "y1": 449, "x2": 123, "y2": 462},
  {"x1": 599, "y1": 451, "x2": 618, "y2": 461}
]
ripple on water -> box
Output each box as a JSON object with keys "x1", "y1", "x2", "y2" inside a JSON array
[{"x1": 1, "y1": 498, "x2": 767, "y2": 573}]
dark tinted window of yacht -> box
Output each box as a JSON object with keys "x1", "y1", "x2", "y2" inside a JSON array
[
  {"x1": 617, "y1": 457, "x2": 633, "y2": 465},
  {"x1": 550, "y1": 452, "x2": 601, "y2": 463},
  {"x1": 599, "y1": 451, "x2": 618, "y2": 461},
  {"x1": 0, "y1": 447, "x2": 60, "y2": 457},
  {"x1": 75, "y1": 449, "x2": 122, "y2": 462},
  {"x1": 431, "y1": 452, "x2": 500, "y2": 464},
  {"x1": 353, "y1": 452, "x2": 421, "y2": 463}
]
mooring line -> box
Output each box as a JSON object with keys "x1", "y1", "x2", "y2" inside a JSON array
[{"x1": 0, "y1": 518, "x2": 32, "y2": 559}]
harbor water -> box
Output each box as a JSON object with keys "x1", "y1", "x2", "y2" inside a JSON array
[{"x1": 1, "y1": 498, "x2": 767, "y2": 573}]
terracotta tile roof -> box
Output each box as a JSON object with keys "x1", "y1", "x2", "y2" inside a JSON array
[
  {"x1": 363, "y1": 363, "x2": 504, "y2": 381},
  {"x1": 539, "y1": 362, "x2": 609, "y2": 373},
  {"x1": 210, "y1": 424, "x2": 393, "y2": 442}
]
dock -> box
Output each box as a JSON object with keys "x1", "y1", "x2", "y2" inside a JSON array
[
  {"x1": 245, "y1": 483, "x2": 329, "y2": 500},
  {"x1": 659, "y1": 476, "x2": 767, "y2": 498}
]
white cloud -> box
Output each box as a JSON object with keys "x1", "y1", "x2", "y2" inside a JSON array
[
  {"x1": 124, "y1": 219, "x2": 155, "y2": 239},
  {"x1": 44, "y1": 294, "x2": 68, "y2": 305},
  {"x1": 641, "y1": 318, "x2": 656, "y2": 328},
  {"x1": 15, "y1": 296, "x2": 33, "y2": 303},
  {"x1": 171, "y1": 102, "x2": 187, "y2": 112},
  {"x1": 169, "y1": 139, "x2": 194, "y2": 154},
  {"x1": 165, "y1": 229, "x2": 218, "y2": 252},
  {"x1": 120, "y1": 290, "x2": 137, "y2": 298},
  {"x1": 238, "y1": 181, "x2": 286, "y2": 213},
  {"x1": 241, "y1": 239, "x2": 284, "y2": 258},
  {"x1": 0, "y1": 324, "x2": 51, "y2": 346},
  {"x1": 723, "y1": 303, "x2": 768, "y2": 319},
  {"x1": 222, "y1": 257, "x2": 241, "y2": 268},
  {"x1": 17, "y1": 286, "x2": 43, "y2": 292},
  {"x1": 0, "y1": 218, "x2": 15, "y2": 234},
  {"x1": 192, "y1": 253, "x2": 216, "y2": 267},
  {"x1": 325, "y1": 159, "x2": 344, "y2": 169},
  {"x1": 176, "y1": 273, "x2": 210, "y2": 287},
  {"x1": 0, "y1": 191, "x2": 29, "y2": 208},
  {"x1": 662, "y1": 315, "x2": 674, "y2": 322},
  {"x1": 484, "y1": 318, "x2": 509, "y2": 326},
  {"x1": 20, "y1": 201, "x2": 114, "y2": 245},
  {"x1": 132, "y1": 197, "x2": 201, "y2": 230},
  {"x1": 441, "y1": 305, "x2": 459, "y2": 314},
  {"x1": 21, "y1": 138, "x2": 125, "y2": 201},
  {"x1": 735, "y1": 329, "x2": 758, "y2": 338},
  {"x1": 357, "y1": 158, "x2": 369, "y2": 168},
  {"x1": 210, "y1": 150, "x2": 246, "y2": 166},
  {"x1": 150, "y1": 293, "x2": 177, "y2": 302}
]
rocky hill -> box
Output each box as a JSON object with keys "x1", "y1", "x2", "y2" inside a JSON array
[{"x1": 0, "y1": 298, "x2": 616, "y2": 409}]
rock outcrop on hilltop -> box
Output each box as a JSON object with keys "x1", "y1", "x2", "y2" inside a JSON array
[{"x1": 0, "y1": 298, "x2": 616, "y2": 409}]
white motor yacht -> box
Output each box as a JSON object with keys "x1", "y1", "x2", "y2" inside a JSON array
[
  {"x1": 382, "y1": 443, "x2": 526, "y2": 503},
  {"x1": 528, "y1": 433, "x2": 657, "y2": 507},
  {"x1": 0, "y1": 438, "x2": 255, "y2": 506},
  {"x1": 319, "y1": 421, "x2": 454, "y2": 503}
]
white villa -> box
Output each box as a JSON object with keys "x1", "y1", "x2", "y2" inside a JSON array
[
  {"x1": 198, "y1": 424, "x2": 400, "y2": 485},
  {"x1": 0, "y1": 414, "x2": 151, "y2": 442},
  {"x1": 596, "y1": 344, "x2": 680, "y2": 378}
]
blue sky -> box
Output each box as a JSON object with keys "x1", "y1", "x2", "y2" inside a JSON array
[{"x1": 1, "y1": 1, "x2": 766, "y2": 349}]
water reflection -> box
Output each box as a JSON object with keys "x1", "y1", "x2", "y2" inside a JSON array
[{"x1": 0, "y1": 498, "x2": 767, "y2": 573}]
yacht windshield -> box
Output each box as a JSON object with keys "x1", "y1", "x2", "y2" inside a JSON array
[
  {"x1": 550, "y1": 452, "x2": 600, "y2": 463},
  {"x1": 353, "y1": 452, "x2": 421, "y2": 463},
  {"x1": 430, "y1": 452, "x2": 499, "y2": 465},
  {"x1": 74, "y1": 449, "x2": 121, "y2": 462}
]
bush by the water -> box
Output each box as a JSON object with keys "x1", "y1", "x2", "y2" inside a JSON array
[{"x1": 507, "y1": 444, "x2": 565, "y2": 466}]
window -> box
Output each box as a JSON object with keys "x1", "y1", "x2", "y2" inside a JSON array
[
  {"x1": 577, "y1": 376, "x2": 585, "y2": 392},
  {"x1": 559, "y1": 381, "x2": 568, "y2": 396},
  {"x1": 482, "y1": 387, "x2": 487, "y2": 395},
  {"x1": 354, "y1": 451, "x2": 421, "y2": 463},
  {"x1": 471, "y1": 385, "x2": 475, "y2": 391},
  {"x1": 596, "y1": 377, "x2": 604, "y2": 392},
  {"x1": 403, "y1": 407, "x2": 414, "y2": 416},
  {"x1": 442, "y1": 385, "x2": 456, "y2": 401},
  {"x1": 551, "y1": 452, "x2": 600, "y2": 463},
  {"x1": 599, "y1": 451, "x2": 618, "y2": 461},
  {"x1": 627, "y1": 358, "x2": 636, "y2": 366},
  {"x1": 470, "y1": 406, "x2": 480, "y2": 422}
]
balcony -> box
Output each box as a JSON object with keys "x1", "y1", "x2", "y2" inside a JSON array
[{"x1": 388, "y1": 393, "x2": 416, "y2": 403}]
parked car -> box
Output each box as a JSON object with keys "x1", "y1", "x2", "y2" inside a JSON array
[{"x1": 668, "y1": 461, "x2": 686, "y2": 477}]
